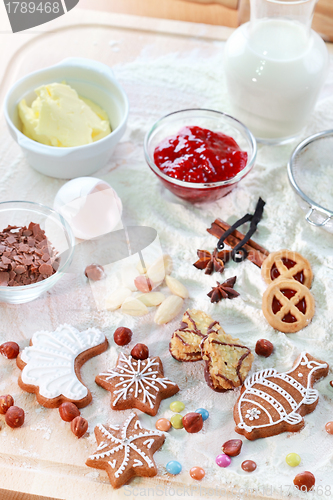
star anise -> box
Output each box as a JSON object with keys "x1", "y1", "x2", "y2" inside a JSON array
[
  {"x1": 207, "y1": 276, "x2": 240, "y2": 303},
  {"x1": 193, "y1": 248, "x2": 232, "y2": 275}
]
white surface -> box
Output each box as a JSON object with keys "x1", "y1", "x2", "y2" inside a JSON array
[{"x1": 0, "y1": 18, "x2": 332, "y2": 500}]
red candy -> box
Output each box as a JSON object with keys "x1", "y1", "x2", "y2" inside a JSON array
[
  {"x1": 293, "y1": 471, "x2": 315, "y2": 492},
  {"x1": 154, "y1": 126, "x2": 248, "y2": 184}
]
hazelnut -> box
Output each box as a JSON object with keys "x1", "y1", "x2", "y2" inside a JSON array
[
  {"x1": 182, "y1": 412, "x2": 203, "y2": 434},
  {"x1": 222, "y1": 439, "x2": 242, "y2": 457},
  {"x1": 255, "y1": 339, "x2": 274, "y2": 357},
  {"x1": 114, "y1": 327, "x2": 133, "y2": 346},
  {"x1": 71, "y1": 416, "x2": 88, "y2": 438},
  {"x1": 131, "y1": 343, "x2": 149, "y2": 360},
  {"x1": 0, "y1": 395, "x2": 14, "y2": 414},
  {"x1": 134, "y1": 275, "x2": 154, "y2": 293},
  {"x1": 0, "y1": 341, "x2": 19, "y2": 359},
  {"x1": 59, "y1": 402, "x2": 80, "y2": 422},
  {"x1": 84, "y1": 264, "x2": 105, "y2": 281},
  {"x1": 5, "y1": 406, "x2": 24, "y2": 428},
  {"x1": 293, "y1": 471, "x2": 315, "y2": 492}
]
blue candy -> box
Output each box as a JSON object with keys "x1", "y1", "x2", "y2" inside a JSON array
[
  {"x1": 166, "y1": 460, "x2": 182, "y2": 475},
  {"x1": 195, "y1": 408, "x2": 209, "y2": 421}
]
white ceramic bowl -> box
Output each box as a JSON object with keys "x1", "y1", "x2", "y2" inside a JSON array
[{"x1": 4, "y1": 58, "x2": 129, "y2": 179}]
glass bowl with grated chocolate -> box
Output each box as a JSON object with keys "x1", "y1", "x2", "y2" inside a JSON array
[{"x1": 0, "y1": 201, "x2": 74, "y2": 304}]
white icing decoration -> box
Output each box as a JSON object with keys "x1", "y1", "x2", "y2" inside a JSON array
[
  {"x1": 237, "y1": 352, "x2": 327, "y2": 433},
  {"x1": 108, "y1": 460, "x2": 116, "y2": 468},
  {"x1": 133, "y1": 459, "x2": 143, "y2": 467},
  {"x1": 89, "y1": 413, "x2": 163, "y2": 478},
  {"x1": 245, "y1": 408, "x2": 261, "y2": 420},
  {"x1": 98, "y1": 353, "x2": 177, "y2": 409},
  {"x1": 143, "y1": 438, "x2": 154, "y2": 449},
  {"x1": 20, "y1": 324, "x2": 105, "y2": 401}
]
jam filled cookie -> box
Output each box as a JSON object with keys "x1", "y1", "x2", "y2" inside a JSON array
[
  {"x1": 96, "y1": 353, "x2": 179, "y2": 416},
  {"x1": 169, "y1": 309, "x2": 220, "y2": 362},
  {"x1": 201, "y1": 329, "x2": 253, "y2": 392},
  {"x1": 261, "y1": 249, "x2": 313, "y2": 288},
  {"x1": 86, "y1": 412, "x2": 165, "y2": 488},
  {"x1": 234, "y1": 352, "x2": 329, "y2": 440},
  {"x1": 262, "y1": 278, "x2": 315, "y2": 333},
  {"x1": 17, "y1": 324, "x2": 108, "y2": 408}
]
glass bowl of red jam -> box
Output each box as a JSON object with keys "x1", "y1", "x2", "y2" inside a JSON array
[{"x1": 144, "y1": 109, "x2": 256, "y2": 203}]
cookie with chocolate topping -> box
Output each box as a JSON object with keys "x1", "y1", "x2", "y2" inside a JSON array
[
  {"x1": 201, "y1": 329, "x2": 253, "y2": 392},
  {"x1": 169, "y1": 309, "x2": 220, "y2": 362}
]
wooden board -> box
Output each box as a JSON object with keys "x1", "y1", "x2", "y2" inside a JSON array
[{"x1": 0, "y1": 8, "x2": 332, "y2": 500}]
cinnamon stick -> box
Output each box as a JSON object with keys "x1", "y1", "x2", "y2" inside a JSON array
[{"x1": 207, "y1": 219, "x2": 269, "y2": 268}]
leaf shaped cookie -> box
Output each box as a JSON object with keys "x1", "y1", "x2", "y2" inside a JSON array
[{"x1": 17, "y1": 324, "x2": 108, "y2": 408}]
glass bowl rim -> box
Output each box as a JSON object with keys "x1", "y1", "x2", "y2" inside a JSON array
[
  {"x1": 288, "y1": 129, "x2": 333, "y2": 217},
  {"x1": 144, "y1": 108, "x2": 257, "y2": 190},
  {"x1": 0, "y1": 200, "x2": 75, "y2": 291}
]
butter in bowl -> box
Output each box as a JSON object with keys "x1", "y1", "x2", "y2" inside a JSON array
[{"x1": 4, "y1": 58, "x2": 129, "y2": 179}]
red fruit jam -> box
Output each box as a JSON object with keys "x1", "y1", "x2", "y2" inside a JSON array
[{"x1": 154, "y1": 126, "x2": 248, "y2": 183}]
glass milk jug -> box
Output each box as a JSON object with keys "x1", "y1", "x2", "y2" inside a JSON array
[{"x1": 224, "y1": 0, "x2": 328, "y2": 143}]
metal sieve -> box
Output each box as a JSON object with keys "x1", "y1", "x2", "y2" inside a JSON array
[{"x1": 288, "y1": 130, "x2": 333, "y2": 233}]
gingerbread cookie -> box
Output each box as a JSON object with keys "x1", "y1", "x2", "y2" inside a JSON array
[
  {"x1": 234, "y1": 352, "x2": 329, "y2": 440},
  {"x1": 201, "y1": 329, "x2": 253, "y2": 392},
  {"x1": 86, "y1": 412, "x2": 165, "y2": 488},
  {"x1": 262, "y1": 278, "x2": 315, "y2": 333},
  {"x1": 170, "y1": 309, "x2": 220, "y2": 362},
  {"x1": 261, "y1": 250, "x2": 313, "y2": 288},
  {"x1": 96, "y1": 353, "x2": 179, "y2": 416},
  {"x1": 17, "y1": 324, "x2": 108, "y2": 408}
]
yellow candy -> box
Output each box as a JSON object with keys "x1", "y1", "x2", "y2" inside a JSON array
[
  {"x1": 170, "y1": 401, "x2": 185, "y2": 413},
  {"x1": 170, "y1": 414, "x2": 183, "y2": 429},
  {"x1": 286, "y1": 453, "x2": 301, "y2": 467}
]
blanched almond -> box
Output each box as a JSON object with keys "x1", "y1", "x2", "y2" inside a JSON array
[
  {"x1": 106, "y1": 288, "x2": 132, "y2": 311},
  {"x1": 137, "y1": 292, "x2": 165, "y2": 307},
  {"x1": 147, "y1": 254, "x2": 173, "y2": 284},
  {"x1": 154, "y1": 295, "x2": 183, "y2": 325},
  {"x1": 165, "y1": 275, "x2": 189, "y2": 299},
  {"x1": 121, "y1": 297, "x2": 149, "y2": 316}
]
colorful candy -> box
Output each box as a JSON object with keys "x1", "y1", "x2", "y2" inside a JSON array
[
  {"x1": 170, "y1": 414, "x2": 183, "y2": 429},
  {"x1": 325, "y1": 421, "x2": 333, "y2": 435},
  {"x1": 195, "y1": 408, "x2": 209, "y2": 421},
  {"x1": 190, "y1": 466, "x2": 205, "y2": 480},
  {"x1": 170, "y1": 401, "x2": 185, "y2": 413},
  {"x1": 215, "y1": 454, "x2": 231, "y2": 468},
  {"x1": 155, "y1": 418, "x2": 171, "y2": 432},
  {"x1": 293, "y1": 471, "x2": 315, "y2": 491},
  {"x1": 286, "y1": 453, "x2": 301, "y2": 467},
  {"x1": 166, "y1": 460, "x2": 182, "y2": 475},
  {"x1": 241, "y1": 460, "x2": 257, "y2": 472}
]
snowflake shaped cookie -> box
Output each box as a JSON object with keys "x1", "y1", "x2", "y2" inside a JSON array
[
  {"x1": 17, "y1": 324, "x2": 108, "y2": 408},
  {"x1": 86, "y1": 413, "x2": 165, "y2": 488},
  {"x1": 95, "y1": 353, "x2": 179, "y2": 416}
]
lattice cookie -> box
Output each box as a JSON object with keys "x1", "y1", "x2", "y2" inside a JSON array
[
  {"x1": 201, "y1": 329, "x2": 253, "y2": 392},
  {"x1": 169, "y1": 309, "x2": 221, "y2": 362},
  {"x1": 261, "y1": 249, "x2": 313, "y2": 288},
  {"x1": 262, "y1": 278, "x2": 315, "y2": 333}
]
